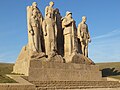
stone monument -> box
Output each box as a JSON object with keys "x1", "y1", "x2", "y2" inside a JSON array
[
  {"x1": 77, "y1": 16, "x2": 91, "y2": 57},
  {"x1": 45, "y1": 1, "x2": 55, "y2": 19},
  {"x1": 62, "y1": 11, "x2": 78, "y2": 62},
  {"x1": 13, "y1": 1, "x2": 102, "y2": 82},
  {"x1": 42, "y1": 12, "x2": 63, "y2": 62},
  {"x1": 55, "y1": 8, "x2": 64, "y2": 56}
]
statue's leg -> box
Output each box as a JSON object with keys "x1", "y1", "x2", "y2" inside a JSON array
[
  {"x1": 51, "y1": 39, "x2": 55, "y2": 51},
  {"x1": 38, "y1": 36, "x2": 42, "y2": 52},
  {"x1": 85, "y1": 45, "x2": 88, "y2": 57},
  {"x1": 64, "y1": 34, "x2": 72, "y2": 57},
  {"x1": 34, "y1": 27, "x2": 39, "y2": 52},
  {"x1": 81, "y1": 42, "x2": 85, "y2": 56},
  {"x1": 45, "y1": 36, "x2": 50, "y2": 56}
]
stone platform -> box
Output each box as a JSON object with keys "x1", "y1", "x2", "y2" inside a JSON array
[{"x1": 28, "y1": 60, "x2": 102, "y2": 81}]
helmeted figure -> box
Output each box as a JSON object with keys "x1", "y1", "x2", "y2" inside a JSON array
[
  {"x1": 77, "y1": 16, "x2": 91, "y2": 57},
  {"x1": 27, "y1": 2, "x2": 43, "y2": 52},
  {"x1": 42, "y1": 12, "x2": 57, "y2": 59},
  {"x1": 62, "y1": 11, "x2": 78, "y2": 60}
]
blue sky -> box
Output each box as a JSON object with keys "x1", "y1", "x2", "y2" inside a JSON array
[{"x1": 0, "y1": 0, "x2": 120, "y2": 63}]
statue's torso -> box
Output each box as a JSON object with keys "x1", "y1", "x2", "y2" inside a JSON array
[
  {"x1": 46, "y1": 6, "x2": 54, "y2": 14},
  {"x1": 45, "y1": 18, "x2": 56, "y2": 39},
  {"x1": 31, "y1": 16, "x2": 39, "y2": 27},
  {"x1": 80, "y1": 23, "x2": 89, "y2": 41},
  {"x1": 63, "y1": 18, "x2": 73, "y2": 35},
  {"x1": 81, "y1": 23, "x2": 88, "y2": 34}
]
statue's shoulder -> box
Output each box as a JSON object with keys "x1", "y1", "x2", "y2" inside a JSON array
[
  {"x1": 27, "y1": 6, "x2": 32, "y2": 10},
  {"x1": 62, "y1": 17, "x2": 67, "y2": 22},
  {"x1": 45, "y1": 6, "x2": 49, "y2": 10},
  {"x1": 78, "y1": 22, "x2": 82, "y2": 26}
]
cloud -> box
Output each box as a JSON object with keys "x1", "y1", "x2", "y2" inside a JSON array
[
  {"x1": 92, "y1": 28, "x2": 120, "y2": 40},
  {"x1": 89, "y1": 28, "x2": 120, "y2": 63}
]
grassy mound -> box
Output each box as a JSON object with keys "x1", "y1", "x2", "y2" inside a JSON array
[{"x1": 0, "y1": 63, "x2": 16, "y2": 83}]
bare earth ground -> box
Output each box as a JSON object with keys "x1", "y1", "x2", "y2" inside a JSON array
[{"x1": 0, "y1": 62, "x2": 120, "y2": 83}]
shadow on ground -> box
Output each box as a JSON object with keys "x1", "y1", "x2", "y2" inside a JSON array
[{"x1": 102, "y1": 68, "x2": 120, "y2": 77}]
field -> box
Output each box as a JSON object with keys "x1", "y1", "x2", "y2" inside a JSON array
[
  {"x1": 0, "y1": 62, "x2": 120, "y2": 83},
  {"x1": 0, "y1": 63, "x2": 16, "y2": 83}
]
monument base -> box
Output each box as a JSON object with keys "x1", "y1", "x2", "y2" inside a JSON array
[
  {"x1": 13, "y1": 46, "x2": 102, "y2": 81},
  {"x1": 28, "y1": 60, "x2": 102, "y2": 81}
]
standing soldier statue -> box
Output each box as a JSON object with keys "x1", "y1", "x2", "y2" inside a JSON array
[
  {"x1": 77, "y1": 16, "x2": 91, "y2": 57},
  {"x1": 62, "y1": 11, "x2": 78, "y2": 62}
]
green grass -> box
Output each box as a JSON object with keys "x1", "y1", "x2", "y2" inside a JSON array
[
  {"x1": 0, "y1": 63, "x2": 16, "y2": 83},
  {"x1": 96, "y1": 62, "x2": 120, "y2": 79}
]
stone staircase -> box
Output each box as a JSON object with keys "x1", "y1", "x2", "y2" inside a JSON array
[{"x1": 30, "y1": 81, "x2": 120, "y2": 90}]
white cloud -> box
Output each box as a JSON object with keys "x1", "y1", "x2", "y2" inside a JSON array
[
  {"x1": 92, "y1": 28, "x2": 120, "y2": 40},
  {"x1": 89, "y1": 28, "x2": 120, "y2": 63}
]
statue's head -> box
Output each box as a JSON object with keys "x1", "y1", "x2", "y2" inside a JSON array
[
  {"x1": 32, "y1": 2, "x2": 37, "y2": 8},
  {"x1": 82, "y1": 16, "x2": 87, "y2": 23},
  {"x1": 49, "y1": 1, "x2": 54, "y2": 7},
  {"x1": 55, "y1": 8, "x2": 59, "y2": 14},
  {"x1": 66, "y1": 11, "x2": 72, "y2": 18}
]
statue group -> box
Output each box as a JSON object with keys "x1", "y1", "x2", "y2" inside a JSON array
[{"x1": 27, "y1": 1, "x2": 91, "y2": 63}]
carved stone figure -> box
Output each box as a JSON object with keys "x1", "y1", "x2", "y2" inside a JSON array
[
  {"x1": 45, "y1": 1, "x2": 55, "y2": 19},
  {"x1": 42, "y1": 12, "x2": 57, "y2": 59},
  {"x1": 54, "y1": 8, "x2": 64, "y2": 56},
  {"x1": 77, "y1": 16, "x2": 91, "y2": 57},
  {"x1": 29, "y1": 9, "x2": 42, "y2": 52},
  {"x1": 62, "y1": 11, "x2": 78, "y2": 61},
  {"x1": 27, "y1": 2, "x2": 43, "y2": 52}
]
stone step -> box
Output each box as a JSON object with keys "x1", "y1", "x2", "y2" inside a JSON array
[{"x1": 30, "y1": 81, "x2": 120, "y2": 89}]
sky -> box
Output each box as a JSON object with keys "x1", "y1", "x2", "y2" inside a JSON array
[{"x1": 0, "y1": 0, "x2": 120, "y2": 63}]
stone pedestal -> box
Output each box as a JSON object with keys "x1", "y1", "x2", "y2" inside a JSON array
[
  {"x1": 28, "y1": 60, "x2": 102, "y2": 81},
  {"x1": 13, "y1": 46, "x2": 46, "y2": 75},
  {"x1": 13, "y1": 46, "x2": 102, "y2": 82}
]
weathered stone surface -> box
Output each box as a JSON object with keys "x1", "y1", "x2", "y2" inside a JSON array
[
  {"x1": 28, "y1": 60, "x2": 102, "y2": 81},
  {"x1": 65, "y1": 53, "x2": 94, "y2": 65},
  {"x1": 48, "y1": 54, "x2": 65, "y2": 63},
  {"x1": 31, "y1": 81, "x2": 120, "y2": 90},
  {"x1": 13, "y1": 46, "x2": 46, "y2": 76}
]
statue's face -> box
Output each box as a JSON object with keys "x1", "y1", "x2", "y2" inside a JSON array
[
  {"x1": 68, "y1": 14, "x2": 72, "y2": 18},
  {"x1": 82, "y1": 17, "x2": 86, "y2": 23}
]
